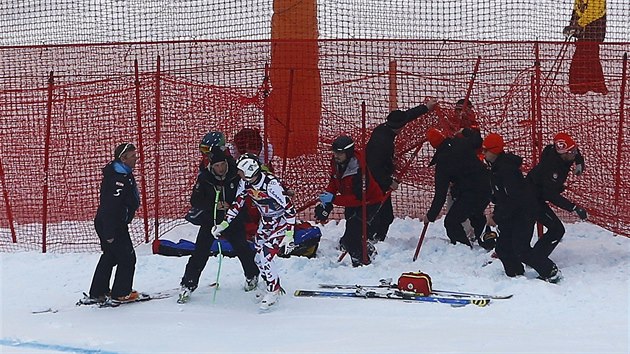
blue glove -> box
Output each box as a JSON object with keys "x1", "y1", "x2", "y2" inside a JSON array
[{"x1": 319, "y1": 192, "x2": 334, "y2": 205}]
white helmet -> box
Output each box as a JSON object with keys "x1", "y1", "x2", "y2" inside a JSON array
[{"x1": 236, "y1": 153, "x2": 261, "y2": 179}]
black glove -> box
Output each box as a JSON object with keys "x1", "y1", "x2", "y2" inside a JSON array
[
  {"x1": 573, "y1": 206, "x2": 588, "y2": 220},
  {"x1": 314, "y1": 203, "x2": 333, "y2": 222},
  {"x1": 477, "y1": 229, "x2": 497, "y2": 251}
]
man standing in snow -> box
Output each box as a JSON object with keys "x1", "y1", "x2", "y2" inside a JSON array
[
  {"x1": 178, "y1": 146, "x2": 260, "y2": 303},
  {"x1": 315, "y1": 135, "x2": 384, "y2": 267},
  {"x1": 482, "y1": 133, "x2": 557, "y2": 280},
  {"x1": 211, "y1": 153, "x2": 296, "y2": 310},
  {"x1": 87, "y1": 143, "x2": 140, "y2": 304},
  {"x1": 366, "y1": 97, "x2": 437, "y2": 242},
  {"x1": 526, "y1": 132, "x2": 587, "y2": 282},
  {"x1": 423, "y1": 128, "x2": 490, "y2": 247}
]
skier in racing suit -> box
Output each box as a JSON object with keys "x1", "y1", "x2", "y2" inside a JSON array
[{"x1": 211, "y1": 153, "x2": 296, "y2": 309}]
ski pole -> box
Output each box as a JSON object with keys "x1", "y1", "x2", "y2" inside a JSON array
[
  {"x1": 212, "y1": 190, "x2": 222, "y2": 303},
  {"x1": 212, "y1": 240, "x2": 223, "y2": 303},
  {"x1": 542, "y1": 35, "x2": 573, "y2": 89},
  {"x1": 412, "y1": 222, "x2": 429, "y2": 262}
]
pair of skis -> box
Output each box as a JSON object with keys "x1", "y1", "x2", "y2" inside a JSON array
[
  {"x1": 294, "y1": 279, "x2": 512, "y2": 307},
  {"x1": 319, "y1": 278, "x2": 513, "y2": 300}
]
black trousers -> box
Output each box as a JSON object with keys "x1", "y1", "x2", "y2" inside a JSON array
[
  {"x1": 370, "y1": 197, "x2": 394, "y2": 242},
  {"x1": 90, "y1": 223, "x2": 136, "y2": 299},
  {"x1": 531, "y1": 202, "x2": 565, "y2": 259},
  {"x1": 340, "y1": 204, "x2": 380, "y2": 260},
  {"x1": 444, "y1": 191, "x2": 489, "y2": 246},
  {"x1": 181, "y1": 221, "x2": 259, "y2": 290},
  {"x1": 495, "y1": 214, "x2": 555, "y2": 278}
]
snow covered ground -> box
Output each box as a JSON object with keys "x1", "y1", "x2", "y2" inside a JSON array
[{"x1": 1, "y1": 218, "x2": 628, "y2": 354}]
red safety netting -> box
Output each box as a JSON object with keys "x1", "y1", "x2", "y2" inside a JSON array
[{"x1": 0, "y1": 0, "x2": 628, "y2": 252}]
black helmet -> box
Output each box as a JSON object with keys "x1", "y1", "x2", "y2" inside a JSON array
[{"x1": 331, "y1": 135, "x2": 355, "y2": 155}]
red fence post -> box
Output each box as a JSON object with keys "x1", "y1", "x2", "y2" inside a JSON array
[
  {"x1": 262, "y1": 63, "x2": 271, "y2": 164},
  {"x1": 613, "y1": 53, "x2": 627, "y2": 211},
  {"x1": 42, "y1": 71, "x2": 55, "y2": 253},
  {"x1": 153, "y1": 55, "x2": 162, "y2": 241},
  {"x1": 0, "y1": 156, "x2": 17, "y2": 243},
  {"x1": 533, "y1": 43, "x2": 544, "y2": 238},
  {"x1": 389, "y1": 60, "x2": 398, "y2": 111},
  {"x1": 134, "y1": 59, "x2": 150, "y2": 243},
  {"x1": 360, "y1": 101, "x2": 368, "y2": 265},
  {"x1": 281, "y1": 69, "x2": 295, "y2": 176}
]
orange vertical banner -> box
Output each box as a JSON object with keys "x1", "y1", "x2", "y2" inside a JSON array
[{"x1": 268, "y1": 0, "x2": 321, "y2": 158}]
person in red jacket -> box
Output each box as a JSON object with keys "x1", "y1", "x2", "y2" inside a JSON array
[{"x1": 315, "y1": 135, "x2": 384, "y2": 267}]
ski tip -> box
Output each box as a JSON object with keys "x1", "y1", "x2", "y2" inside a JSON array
[{"x1": 32, "y1": 307, "x2": 58, "y2": 314}]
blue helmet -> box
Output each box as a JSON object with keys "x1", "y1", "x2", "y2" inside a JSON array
[{"x1": 199, "y1": 131, "x2": 226, "y2": 154}]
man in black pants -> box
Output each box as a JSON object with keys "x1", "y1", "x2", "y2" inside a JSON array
[
  {"x1": 482, "y1": 133, "x2": 559, "y2": 280},
  {"x1": 366, "y1": 98, "x2": 437, "y2": 242},
  {"x1": 179, "y1": 147, "x2": 259, "y2": 303},
  {"x1": 88, "y1": 143, "x2": 141, "y2": 303},
  {"x1": 526, "y1": 132, "x2": 587, "y2": 282},
  {"x1": 424, "y1": 127, "x2": 490, "y2": 247}
]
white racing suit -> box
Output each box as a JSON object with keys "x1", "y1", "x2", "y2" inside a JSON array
[{"x1": 225, "y1": 172, "x2": 296, "y2": 292}]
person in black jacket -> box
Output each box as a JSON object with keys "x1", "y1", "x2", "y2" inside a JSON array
[
  {"x1": 423, "y1": 128, "x2": 490, "y2": 247},
  {"x1": 179, "y1": 147, "x2": 260, "y2": 303},
  {"x1": 483, "y1": 134, "x2": 559, "y2": 281},
  {"x1": 88, "y1": 143, "x2": 141, "y2": 303},
  {"x1": 526, "y1": 132, "x2": 587, "y2": 281},
  {"x1": 366, "y1": 98, "x2": 437, "y2": 242}
]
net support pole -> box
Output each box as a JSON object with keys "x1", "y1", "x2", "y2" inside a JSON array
[
  {"x1": 462, "y1": 56, "x2": 481, "y2": 111},
  {"x1": 613, "y1": 53, "x2": 627, "y2": 209},
  {"x1": 0, "y1": 154, "x2": 16, "y2": 243},
  {"x1": 389, "y1": 60, "x2": 398, "y2": 111},
  {"x1": 281, "y1": 69, "x2": 295, "y2": 176},
  {"x1": 262, "y1": 63, "x2": 271, "y2": 164},
  {"x1": 42, "y1": 71, "x2": 54, "y2": 253},
  {"x1": 533, "y1": 43, "x2": 544, "y2": 239},
  {"x1": 153, "y1": 55, "x2": 162, "y2": 241},
  {"x1": 361, "y1": 101, "x2": 368, "y2": 265},
  {"x1": 134, "y1": 59, "x2": 150, "y2": 243}
]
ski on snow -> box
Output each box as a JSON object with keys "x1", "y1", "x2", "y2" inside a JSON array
[
  {"x1": 318, "y1": 278, "x2": 512, "y2": 300},
  {"x1": 294, "y1": 289, "x2": 491, "y2": 307},
  {"x1": 75, "y1": 290, "x2": 175, "y2": 308}
]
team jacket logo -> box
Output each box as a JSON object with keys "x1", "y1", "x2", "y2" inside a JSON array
[{"x1": 248, "y1": 189, "x2": 269, "y2": 201}]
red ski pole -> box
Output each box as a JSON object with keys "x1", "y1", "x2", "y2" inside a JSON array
[{"x1": 412, "y1": 222, "x2": 429, "y2": 262}]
